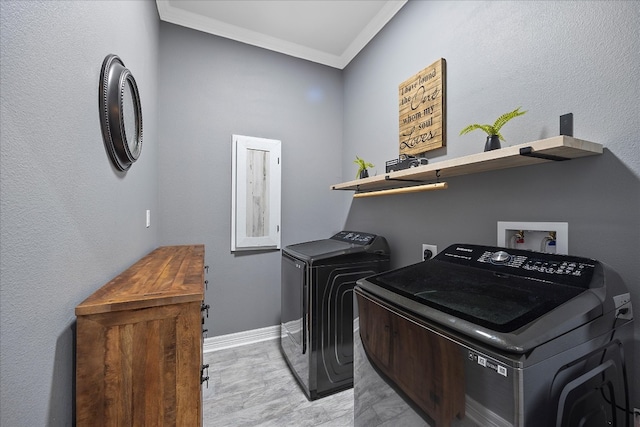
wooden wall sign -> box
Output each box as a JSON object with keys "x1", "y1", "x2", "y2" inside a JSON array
[{"x1": 399, "y1": 58, "x2": 446, "y2": 156}]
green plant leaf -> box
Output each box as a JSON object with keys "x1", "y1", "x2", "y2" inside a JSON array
[
  {"x1": 460, "y1": 107, "x2": 526, "y2": 141},
  {"x1": 459, "y1": 124, "x2": 495, "y2": 136},
  {"x1": 354, "y1": 156, "x2": 374, "y2": 178},
  {"x1": 492, "y1": 107, "x2": 527, "y2": 133}
]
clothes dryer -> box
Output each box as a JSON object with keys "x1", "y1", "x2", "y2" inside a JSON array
[{"x1": 281, "y1": 231, "x2": 390, "y2": 400}]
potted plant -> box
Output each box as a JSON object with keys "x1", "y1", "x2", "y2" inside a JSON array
[
  {"x1": 354, "y1": 156, "x2": 374, "y2": 179},
  {"x1": 459, "y1": 107, "x2": 527, "y2": 151}
]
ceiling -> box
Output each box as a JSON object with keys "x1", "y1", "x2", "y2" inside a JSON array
[{"x1": 156, "y1": 0, "x2": 407, "y2": 69}]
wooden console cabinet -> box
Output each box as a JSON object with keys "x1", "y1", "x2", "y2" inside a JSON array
[
  {"x1": 75, "y1": 245, "x2": 205, "y2": 426},
  {"x1": 356, "y1": 290, "x2": 465, "y2": 427}
]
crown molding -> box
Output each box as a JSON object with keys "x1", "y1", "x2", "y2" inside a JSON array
[{"x1": 156, "y1": 0, "x2": 406, "y2": 69}]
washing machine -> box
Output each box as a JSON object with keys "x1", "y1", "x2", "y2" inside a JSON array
[
  {"x1": 281, "y1": 231, "x2": 390, "y2": 400},
  {"x1": 354, "y1": 243, "x2": 635, "y2": 426}
]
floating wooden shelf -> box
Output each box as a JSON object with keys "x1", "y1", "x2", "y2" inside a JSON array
[{"x1": 331, "y1": 136, "x2": 602, "y2": 194}]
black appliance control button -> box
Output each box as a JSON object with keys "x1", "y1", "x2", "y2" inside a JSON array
[{"x1": 490, "y1": 251, "x2": 511, "y2": 264}]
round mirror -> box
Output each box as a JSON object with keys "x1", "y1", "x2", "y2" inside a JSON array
[
  {"x1": 99, "y1": 54, "x2": 143, "y2": 171},
  {"x1": 121, "y1": 72, "x2": 142, "y2": 162}
]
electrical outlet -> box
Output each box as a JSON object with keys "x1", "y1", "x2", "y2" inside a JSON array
[
  {"x1": 613, "y1": 293, "x2": 631, "y2": 308},
  {"x1": 146, "y1": 210, "x2": 150, "y2": 228},
  {"x1": 617, "y1": 304, "x2": 633, "y2": 320},
  {"x1": 613, "y1": 293, "x2": 633, "y2": 320},
  {"x1": 422, "y1": 244, "x2": 437, "y2": 260}
]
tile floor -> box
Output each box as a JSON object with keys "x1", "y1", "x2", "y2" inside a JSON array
[{"x1": 202, "y1": 339, "x2": 354, "y2": 427}]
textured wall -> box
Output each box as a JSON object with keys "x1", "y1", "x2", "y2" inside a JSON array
[
  {"x1": 2, "y1": 1, "x2": 639, "y2": 423},
  {"x1": 342, "y1": 0, "x2": 640, "y2": 405},
  {"x1": 157, "y1": 22, "x2": 345, "y2": 336},
  {"x1": 0, "y1": 1, "x2": 159, "y2": 425}
]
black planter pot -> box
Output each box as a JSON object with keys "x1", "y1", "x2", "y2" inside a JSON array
[
  {"x1": 484, "y1": 135, "x2": 501, "y2": 151},
  {"x1": 359, "y1": 169, "x2": 369, "y2": 179}
]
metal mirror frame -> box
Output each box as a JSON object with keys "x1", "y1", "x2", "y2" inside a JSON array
[{"x1": 99, "y1": 54, "x2": 143, "y2": 171}]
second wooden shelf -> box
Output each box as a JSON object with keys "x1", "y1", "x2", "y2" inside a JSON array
[{"x1": 331, "y1": 136, "x2": 602, "y2": 194}]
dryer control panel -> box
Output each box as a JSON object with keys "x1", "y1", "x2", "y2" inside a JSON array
[{"x1": 331, "y1": 231, "x2": 376, "y2": 245}]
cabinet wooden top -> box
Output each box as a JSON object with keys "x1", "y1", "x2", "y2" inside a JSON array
[{"x1": 76, "y1": 245, "x2": 205, "y2": 316}]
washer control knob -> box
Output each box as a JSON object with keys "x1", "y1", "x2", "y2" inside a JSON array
[{"x1": 491, "y1": 251, "x2": 511, "y2": 264}]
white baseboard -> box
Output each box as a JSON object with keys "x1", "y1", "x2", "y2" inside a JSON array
[{"x1": 203, "y1": 325, "x2": 280, "y2": 353}]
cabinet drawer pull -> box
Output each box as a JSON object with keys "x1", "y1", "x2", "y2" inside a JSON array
[
  {"x1": 201, "y1": 363, "x2": 210, "y2": 387},
  {"x1": 201, "y1": 303, "x2": 210, "y2": 318},
  {"x1": 201, "y1": 375, "x2": 209, "y2": 387}
]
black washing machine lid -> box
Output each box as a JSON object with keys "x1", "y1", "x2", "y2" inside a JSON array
[
  {"x1": 367, "y1": 259, "x2": 587, "y2": 332},
  {"x1": 284, "y1": 239, "x2": 355, "y2": 261},
  {"x1": 358, "y1": 243, "x2": 605, "y2": 353},
  {"x1": 283, "y1": 231, "x2": 385, "y2": 262}
]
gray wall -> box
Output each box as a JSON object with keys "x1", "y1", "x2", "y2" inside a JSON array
[
  {"x1": 2, "y1": 0, "x2": 639, "y2": 424},
  {"x1": 157, "y1": 22, "x2": 345, "y2": 336},
  {"x1": 0, "y1": 1, "x2": 159, "y2": 425},
  {"x1": 342, "y1": 0, "x2": 640, "y2": 406}
]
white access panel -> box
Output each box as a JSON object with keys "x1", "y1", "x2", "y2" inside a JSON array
[{"x1": 231, "y1": 135, "x2": 281, "y2": 251}]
